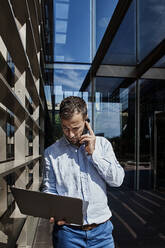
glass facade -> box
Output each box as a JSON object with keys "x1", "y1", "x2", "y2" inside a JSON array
[
  {"x1": 44, "y1": 0, "x2": 165, "y2": 194},
  {"x1": 53, "y1": 64, "x2": 90, "y2": 101},
  {"x1": 138, "y1": 0, "x2": 165, "y2": 63},
  {"x1": 44, "y1": 0, "x2": 118, "y2": 141},
  {"x1": 54, "y1": 0, "x2": 91, "y2": 62},
  {"x1": 140, "y1": 79, "x2": 165, "y2": 190},
  {"x1": 102, "y1": 0, "x2": 136, "y2": 65},
  {"x1": 96, "y1": 0, "x2": 119, "y2": 50},
  {"x1": 94, "y1": 77, "x2": 136, "y2": 189}
]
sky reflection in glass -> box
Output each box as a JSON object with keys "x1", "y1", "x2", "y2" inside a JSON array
[
  {"x1": 96, "y1": 0, "x2": 118, "y2": 50},
  {"x1": 94, "y1": 77, "x2": 124, "y2": 138},
  {"x1": 102, "y1": 0, "x2": 136, "y2": 65},
  {"x1": 138, "y1": 0, "x2": 165, "y2": 62},
  {"x1": 53, "y1": 64, "x2": 90, "y2": 104},
  {"x1": 54, "y1": 0, "x2": 90, "y2": 63}
]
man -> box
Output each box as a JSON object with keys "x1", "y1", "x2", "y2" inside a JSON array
[{"x1": 43, "y1": 96, "x2": 125, "y2": 248}]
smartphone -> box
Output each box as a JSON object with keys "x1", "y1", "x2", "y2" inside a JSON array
[{"x1": 82, "y1": 118, "x2": 90, "y2": 135}]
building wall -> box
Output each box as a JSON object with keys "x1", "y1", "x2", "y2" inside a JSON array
[{"x1": 0, "y1": 0, "x2": 46, "y2": 247}]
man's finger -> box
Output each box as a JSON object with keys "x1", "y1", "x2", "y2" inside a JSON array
[
  {"x1": 85, "y1": 121, "x2": 94, "y2": 135},
  {"x1": 49, "y1": 217, "x2": 55, "y2": 223},
  {"x1": 57, "y1": 220, "x2": 66, "y2": 225},
  {"x1": 79, "y1": 136, "x2": 90, "y2": 144}
]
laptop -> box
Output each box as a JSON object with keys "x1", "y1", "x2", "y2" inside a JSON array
[{"x1": 11, "y1": 187, "x2": 88, "y2": 225}]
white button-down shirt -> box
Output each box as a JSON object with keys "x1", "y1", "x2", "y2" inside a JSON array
[{"x1": 43, "y1": 136, "x2": 125, "y2": 225}]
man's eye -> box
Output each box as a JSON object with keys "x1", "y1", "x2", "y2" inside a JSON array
[{"x1": 63, "y1": 127, "x2": 68, "y2": 130}]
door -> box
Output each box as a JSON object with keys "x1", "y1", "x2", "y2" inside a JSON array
[{"x1": 154, "y1": 112, "x2": 165, "y2": 191}]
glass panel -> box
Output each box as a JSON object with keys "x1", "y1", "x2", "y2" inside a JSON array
[
  {"x1": 53, "y1": 64, "x2": 90, "y2": 104},
  {"x1": 43, "y1": 1, "x2": 54, "y2": 62},
  {"x1": 0, "y1": 105, "x2": 7, "y2": 162},
  {"x1": 25, "y1": 125, "x2": 33, "y2": 156},
  {"x1": 7, "y1": 53, "x2": 15, "y2": 88},
  {"x1": 44, "y1": 68, "x2": 54, "y2": 121},
  {"x1": 138, "y1": 0, "x2": 165, "y2": 62},
  {"x1": 52, "y1": 64, "x2": 91, "y2": 141},
  {"x1": 44, "y1": 84, "x2": 52, "y2": 109},
  {"x1": 154, "y1": 55, "x2": 165, "y2": 68},
  {"x1": 96, "y1": 0, "x2": 118, "y2": 50},
  {"x1": 102, "y1": 0, "x2": 136, "y2": 65},
  {"x1": 95, "y1": 77, "x2": 136, "y2": 190},
  {"x1": 54, "y1": 0, "x2": 91, "y2": 63},
  {"x1": 140, "y1": 79, "x2": 165, "y2": 190},
  {"x1": 25, "y1": 98, "x2": 33, "y2": 156},
  {"x1": 6, "y1": 113, "x2": 14, "y2": 160}
]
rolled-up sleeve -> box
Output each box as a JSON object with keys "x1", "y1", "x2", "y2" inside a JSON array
[
  {"x1": 88, "y1": 138, "x2": 125, "y2": 187},
  {"x1": 42, "y1": 149, "x2": 57, "y2": 194}
]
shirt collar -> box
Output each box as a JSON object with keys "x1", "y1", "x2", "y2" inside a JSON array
[{"x1": 62, "y1": 135, "x2": 70, "y2": 146}]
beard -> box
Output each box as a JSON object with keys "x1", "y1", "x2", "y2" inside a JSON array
[{"x1": 65, "y1": 135, "x2": 82, "y2": 146}]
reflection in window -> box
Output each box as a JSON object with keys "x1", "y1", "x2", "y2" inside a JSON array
[
  {"x1": 54, "y1": 0, "x2": 91, "y2": 62},
  {"x1": 53, "y1": 63, "x2": 89, "y2": 100},
  {"x1": 140, "y1": 79, "x2": 165, "y2": 190},
  {"x1": 102, "y1": 0, "x2": 136, "y2": 65},
  {"x1": 6, "y1": 112, "x2": 14, "y2": 160},
  {"x1": 96, "y1": 0, "x2": 118, "y2": 50},
  {"x1": 44, "y1": 68, "x2": 54, "y2": 120},
  {"x1": 25, "y1": 125, "x2": 33, "y2": 156},
  {"x1": 44, "y1": 85, "x2": 53, "y2": 110},
  {"x1": 54, "y1": 68, "x2": 89, "y2": 104},
  {"x1": 55, "y1": 2, "x2": 69, "y2": 19},
  {"x1": 95, "y1": 77, "x2": 136, "y2": 190},
  {"x1": 154, "y1": 55, "x2": 165, "y2": 68},
  {"x1": 138, "y1": 0, "x2": 165, "y2": 62},
  {"x1": 56, "y1": 20, "x2": 67, "y2": 33},
  {"x1": 7, "y1": 52, "x2": 15, "y2": 88}
]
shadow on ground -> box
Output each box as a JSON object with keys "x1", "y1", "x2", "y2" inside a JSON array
[
  {"x1": 108, "y1": 189, "x2": 165, "y2": 248},
  {"x1": 32, "y1": 189, "x2": 165, "y2": 248}
]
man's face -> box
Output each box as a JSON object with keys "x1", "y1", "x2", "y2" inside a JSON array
[{"x1": 61, "y1": 112, "x2": 86, "y2": 145}]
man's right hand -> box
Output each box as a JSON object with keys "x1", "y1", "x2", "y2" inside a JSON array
[{"x1": 49, "y1": 217, "x2": 66, "y2": 225}]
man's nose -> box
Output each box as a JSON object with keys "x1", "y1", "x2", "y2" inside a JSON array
[{"x1": 68, "y1": 130, "x2": 74, "y2": 138}]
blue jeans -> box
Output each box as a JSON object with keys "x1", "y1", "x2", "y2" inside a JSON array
[{"x1": 52, "y1": 220, "x2": 114, "y2": 248}]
